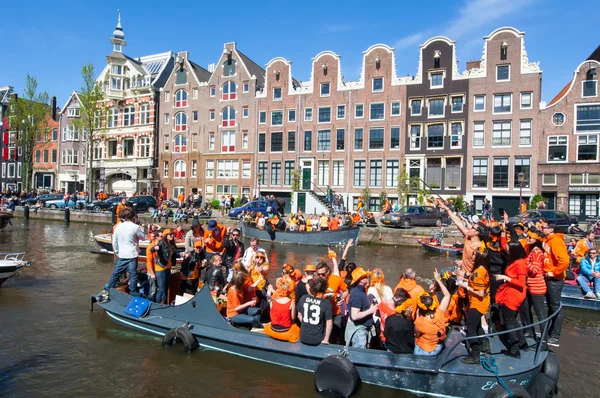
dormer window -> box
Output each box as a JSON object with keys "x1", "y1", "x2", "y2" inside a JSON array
[
  {"x1": 273, "y1": 87, "x2": 282, "y2": 100},
  {"x1": 430, "y1": 72, "x2": 443, "y2": 88},
  {"x1": 583, "y1": 79, "x2": 597, "y2": 97},
  {"x1": 497, "y1": 65, "x2": 510, "y2": 82},
  {"x1": 223, "y1": 59, "x2": 236, "y2": 76},
  {"x1": 111, "y1": 65, "x2": 122, "y2": 75},
  {"x1": 176, "y1": 69, "x2": 187, "y2": 85},
  {"x1": 372, "y1": 77, "x2": 383, "y2": 92},
  {"x1": 67, "y1": 108, "x2": 80, "y2": 118}
]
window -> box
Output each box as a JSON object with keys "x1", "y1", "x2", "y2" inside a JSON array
[
  {"x1": 139, "y1": 136, "x2": 150, "y2": 157},
  {"x1": 451, "y1": 96, "x2": 463, "y2": 113},
  {"x1": 35, "y1": 150, "x2": 40, "y2": 163},
  {"x1": 221, "y1": 131, "x2": 235, "y2": 152},
  {"x1": 271, "y1": 132, "x2": 283, "y2": 152},
  {"x1": 284, "y1": 161, "x2": 295, "y2": 185},
  {"x1": 205, "y1": 161, "x2": 214, "y2": 178},
  {"x1": 164, "y1": 91, "x2": 170, "y2": 102},
  {"x1": 519, "y1": 120, "x2": 532, "y2": 146},
  {"x1": 50, "y1": 149, "x2": 57, "y2": 163},
  {"x1": 108, "y1": 108, "x2": 119, "y2": 128},
  {"x1": 548, "y1": 136, "x2": 568, "y2": 162},
  {"x1": 390, "y1": 127, "x2": 400, "y2": 149},
  {"x1": 354, "y1": 128, "x2": 363, "y2": 150},
  {"x1": 243, "y1": 81, "x2": 249, "y2": 93},
  {"x1": 369, "y1": 160, "x2": 382, "y2": 187},
  {"x1": 223, "y1": 59, "x2": 236, "y2": 76},
  {"x1": 425, "y1": 158, "x2": 442, "y2": 188},
  {"x1": 386, "y1": 160, "x2": 399, "y2": 188},
  {"x1": 52, "y1": 129, "x2": 58, "y2": 141},
  {"x1": 583, "y1": 80, "x2": 597, "y2": 97},
  {"x1": 259, "y1": 111, "x2": 266, "y2": 124},
  {"x1": 552, "y1": 112, "x2": 565, "y2": 126},
  {"x1": 175, "y1": 112, "x2": 187, "y2": 131},
  {"x1": 209, "y1": 133, "x2": 215, "y2": 151},
  {"x1": 353, "y1": 160, "x2": 366, "y2": 186},
  {"x1": 492, "y1": 121, "x2": 511, "y2": 146},
  {"x1": 493, "y1": 158, "x2": 509, "y2": 188},
  {"x1": 336, "y1": 129, "x2": 345, "y2": 150},
  {"x1": 210, "y1": 86, "x2": 216, "y2": 97},
  {"x1": 427, "y1": 124, "x2": 444, "y2": 148},
  {"x1": 140, "y1": 104, "x2": 149, "y2": 124},
  {"x1": 578, "y1": 135, "x2": 599, "y2": 161},
  {"x1": 410, "y1": 99, "x2": 422, "y2": 116},
  {"x1": 370, "y1": 103, "x2": 385, "y2": 120},
  {"x1": 210, "y1": 109, "x2": 216, "y2": 121},
  {"x1": 430, "y1": 72, "x2": 443, "y2": 88},
  {"x1": 93, "y1": 142, "x2": 102, "y2": 160},
  {"x1": 271, "y1": 162, "x2": 281, "y2": 185},
  {"x1": 242, "y1": 107, "x2": 248, "y2": 118},
  {"x1": 318, "y1": 160, "x2": 329, "y2": 186},
  {"x1": 242, "y1": 132, "x2": 248, "y2": 149},
  {"x1": 273, "y1": 87, "x2": 282, "y2": 100},
  {"x1": 372, "y1": 77, "x2": 383, "y2": 92},
  {"x1": 122, "y1": 139, "x2": 134, "y2": 157},
  {"x1": 428, "y1": 98, "x2": 444, "y2": 117},
  {"x1": 493, "y1": 94, "x2": 512, "y2": 113},
  {"x1": 317, "y1": 130, "x2": 331, "y2": 151},
  {"x1": 369, "y1": 128, "x2": 384, "y2": 150},
  {"x1": 164, "y1": 113, "x2": 169, "y2": 125},
  {"x1": 304, "y1": 108, "x2": 313, "y2": 121},
  {"x1": 105, "y1": 141, "x2": 117, "y2": 158},
  {"x1": 243, "y1": 161, "x2": 251, "y2": 178},
  {"x1": 193, "y1": 88, "x2": 198, "y2": 99},
  {"x1": 450, "y1": 122, "x2": 462, "y2": 148},
  {"x1": 175, "y1": 90, "x2": 188, "y2": 107},
  {"x1": 410, "y1": 125, "x2": 421, "y2": 150},
  {"x1": 68, "y1": 108, "x2": 80, "y2": 118},
  {"x1": 271, "y1": 110, "x2": 283, "y2": 126},
  {"x1": 176, "y1": 68, "x2": 187, "y2": 85},
  {"x1": 174, "y1": 160, "x2": 186, "y2": 178},
  {"x1": 474, "y1": 95, "x2": 485, "y2": 111},
  {"x1": 320, "y1": 83, "x2": 330, "y2": 97},
  {"x1": 331, "y1": 161, "x2": 344, "y2": 187},
  {"x1": 7, "y1": 164, "x2": 14, "y2": 178},
  {"x1": 304, "y1": 131, "x2": 312, "y2": 151},
  {"x1": 193, "y1": 111, "x2": 198, "y2": 121},
  {"x1": 337, "y1": 105, "x2": 345, "y2": 119},
  {"x1": 576, "y1": 105, "x2": 600, "y2": 132},
  {"x1": 514, "y1": 157, "x2": 530, "y2": 188},
  {"x1": 222, "y1": 106, "x2": 236, "y2": 127},
  {"x1": 288, "y1": 109, "x2": 296, "y2": 122},
  {"x1": 520, "y1": 92, "x2": 532, "y2": 109},
  {"x1": 496, "y1": 65, "x2": 510, "y2": 81},
  {"x1": 355, "y1": 104, "x2": 364, "y2": 118},
  {"x1": 258, "y1": 133, "x2": 266, "y2": 152},
  {"x1": 222, "y1": 81, "x2": 237, "y2": 100},
  {"x1": 217, "y1": 160, "x2": 239, "y2": 178},
  {"x1": 542, "y1": 174, "x2": 557, "y2": 186},
  {"x1": 287, "y1": 131, "x2": 296, "y2": 152},
  {"x1": 258, "y1": 162, "x2": 268, "y2": 184},
  {"x1": 318, "y1": 107, "x2": 331, "y2": 123},
  {"x1": 446, "y1": 158, "x2": 461, "y2": 189}
]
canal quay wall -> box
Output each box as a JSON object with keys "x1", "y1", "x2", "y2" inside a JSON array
[{"x1": 12, "y1": 207, "x2": 461, "y2": 248}]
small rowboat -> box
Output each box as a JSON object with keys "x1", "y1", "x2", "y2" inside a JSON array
[
  {"x1": 240, "y1": 222, "x2": 360, "y2": 246},
  {"x1": 94, "y1": 233, "x2": 186, "y2": 256},
  {"x1": 0, "y1": 252, "x2": 31, "y2": 287},
  {"x1": 560, "y1": 280, "x2": 600, "y2": 311},
  {"x1": 418, "y1": 239, "x2": 463, "y2": 256}
]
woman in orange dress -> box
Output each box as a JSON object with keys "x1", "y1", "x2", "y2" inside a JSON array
[
  {"x1": 413, "y1": 269, "x2": 451, "y2": 355},
  {"x1": 264, "y1": 280, "x2": 300, "y2": 342}
]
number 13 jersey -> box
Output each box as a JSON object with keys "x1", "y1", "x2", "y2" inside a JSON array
[{"x1": 298, "y1": 295, "x2": 333, "y2": 346}]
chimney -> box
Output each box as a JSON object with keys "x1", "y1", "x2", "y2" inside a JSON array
[
  {"x1": 208, "y1": 63, "x2": 216, "y2": 73},
  {"x1": 466, "y1": 60, "x2": 481, "y2": 70},
  {"x1": 51, "y1": 96, "x2": 57, "y2": 121}
]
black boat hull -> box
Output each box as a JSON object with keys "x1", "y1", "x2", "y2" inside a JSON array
[
  {"x1": 419, "y1": 239, "x2": 463, "y2": 256},
  {"x1": 240, "y1": 223, "x2": 360, "y2": 246}
]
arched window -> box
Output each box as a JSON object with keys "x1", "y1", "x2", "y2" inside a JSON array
[
  {"x1": 222, "y1": 81, "x2": 237, "y2": 101},
  {"x1": 174, "y1": 160, "x2": 186, "y2": 178},
  {"x1": 175, "y1": 112, "x2": 187, "y2": 131},
  {"x1": 222, "y1": 106, "x2": 236, "y2": 127},
  {"x1": 174, "y1": 135, "x2": 187, "y2": 153},
  {"x1": 223, "y1": 59, "x2": 236, "y2": 76},
  {"x1": 175, "y1": 90, "x2": 188, "y2": 107}
]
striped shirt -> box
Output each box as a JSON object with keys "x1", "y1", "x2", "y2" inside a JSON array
[{"x1": 527, "y1": 247, "x2": 546, "y2": 295}]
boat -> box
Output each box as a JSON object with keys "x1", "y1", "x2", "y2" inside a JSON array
[
  {"x1": 240, "y1": 222, "x2": 360, "y2": 246},
  {"x1": 0, "y1": 252, "x2": 31, "y2": 286},
  {"x1": 91, "y1": 287, "x2": 560, "y2": 397},
  {"x1": 89, "y1": 248, "x2": 184, "y2": 265},
  {"x1": 418, "y1": 239, "x2": 463, "y2": 256},
  {"x1": 560, "y1": 280, "x2": 600, "y2": 310},
  {"x1": 94, "y1": 233, "x2": 186, "y2": 255},
  {"x1": 0, "y1": 211, "x2": 13, "y2": 231}
]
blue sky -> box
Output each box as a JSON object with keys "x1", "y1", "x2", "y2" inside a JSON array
[{"x1": 1, "y1": 0, "x2": 597, "y2": 107}]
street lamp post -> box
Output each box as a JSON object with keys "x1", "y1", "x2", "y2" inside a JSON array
[{"x1": 518, "y1": 172, "x2": 525, "y2": 213}]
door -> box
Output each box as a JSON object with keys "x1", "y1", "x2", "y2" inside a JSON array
[
  {"x1": 43, "y1": 174, "x2": 52, "y2": 188},
  {"x1": 542, "y1": 192, "x2": 556, "y2": 210},
  {"x1": 492, "y1": 196, "x2": 520, "y2": 218},
  {"x1": 570, "y1": 194, "x2": 599, "y2": 221},
  {"x1": 302, "y1": 168, "x2": 311, "y2": 190},
  {"x1": 297, "y1": 192, "x2": 306, "y2": 213}
]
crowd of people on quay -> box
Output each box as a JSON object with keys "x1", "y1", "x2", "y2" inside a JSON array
[{"x1": 101, "y1": 193, "x2": 597, "y2": 361}]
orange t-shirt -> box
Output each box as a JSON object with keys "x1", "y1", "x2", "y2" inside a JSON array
[
  {"x1": 468, "y1": 265, "x2": 490, "y2": 314},
  {"x1": 178, "y1": 193, "x2": 185, "y2": 202},
  {"x1": 203, "y1": 225, "x2": 227, "y2": 254},
  {"x1": 326, "y1": 274, "x2": 348, "y2": 315},
  {"x1": 146, "y1": 239, "x2": 157, "y2": 276},
  {"x1": 414, "y1": 308, "x2": 447, "y2": 352},
  {"x1": 227, "y1": 287, "x2": 243, "y2": 318},
  {"x1": 115, "y1": 204, "x2": 126, "y2": 217},
  {"x1": 329, "y1": 218, "x2": 340, "y2": 231},
  {"x1": 462, "y1": 237, "x2": 475, "y2": 273}
]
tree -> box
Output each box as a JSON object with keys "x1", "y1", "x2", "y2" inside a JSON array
[
  {"x1": 291, "y1": 168, "x2": 302, "y2": 191},
  {"x1": 530, "y1": 194, "x2": 544, "y2": 210},
  {"x1": 9, "y1": 75, "x2": 49, "y2": 191},
  {"x1": 72, "y1": 63, "x2": 106, "y2": 201},
  {"x1": 361, "y1": 187, "x2": 372, "y2": 211},
  {"x1": 378, "y1": 191, "x2": 387, "y2": 211},
  {"x1": 397, "y1": 166, "x2": 410, "y2": 207}
]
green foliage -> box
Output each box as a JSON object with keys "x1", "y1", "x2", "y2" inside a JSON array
[
  {"x1": 233, "y1": 197, "x2": 243, "y2": 208},
  {"x1": 530, "y1": 194, "x2": 544, "y2": 210},
  {"x1": 447, "y1": 196, "x2": 466, "y2": 212},
  {"x1": 291, "y1": 168, "x2": 302, "y2": 191},
  {"x1": 361, "y1": 187, "x2": 372, "y2": 210},
  {"x1": 211, "y1": 199, "x2": 221, "y2": 209},
  {"x1": 378, "y1": 191, "x2": 387, "y2": 210},
  {"x1": 397, "y1": 167, "x2": 409, "y2": 206}
]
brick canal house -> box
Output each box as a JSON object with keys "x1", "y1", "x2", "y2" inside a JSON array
[
  {"x1": 256, "y1": 45, "x2": 408, "y2": 211},
  {"x1": 158, "y1": 43, "x2": 264, "y2": 202},
  {"x1": 0, "y1": 86, "x2": 20, "y2": 192},
  {"x1": 538, "y1": 46, "x2": 600, "y2": 221},
  {"x1": 93, "y1": 12, "x2": 174, "y2": 196},
  {"x1": 32, "y1": 98, "x2": 59, "y2": 191},
  {"x1": 57, "y1": 92, "x2": 87, "y2": 193},
  {"x1": 465, "y1": 27, "x2": 542, "y2": 217}
]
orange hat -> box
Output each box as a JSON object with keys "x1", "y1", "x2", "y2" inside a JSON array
[
  {"x1": 194, "y1": 241, "x2": 203, "y2": 248},
  {"x1": 162, "y1": 229, "x2": 173, "y2": 236},
  {"x1": 370, "y1": 268, "x2": 385, "y2": 286},
  {"x1": 304, "y1": 264, "x2": 316, "y2": 272},
  {"x1": 254, "y1": 252, "x2": 267, "y2": 260},
  {"x1": 351, "y1": 267, "x2": 371, "y2": 285},
  {"x1": 283, "y1": 263, "x2": 294, "y2": 273},
  {"x1": 291, "y1": 269, "x2": 302, "y2": 281}
]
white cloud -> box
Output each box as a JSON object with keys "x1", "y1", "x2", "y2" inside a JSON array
[{"x1": 393, "y1": 32, "x2": 427, "y2": 49}]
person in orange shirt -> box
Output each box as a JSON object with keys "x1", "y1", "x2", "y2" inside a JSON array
[
  {"x1": 414, "y1": 269, "x2": 451, "y2": 355},
  {"x1": 203, "y1": 219, "x2": 227, "y2": 261},
  {"x1": 115, "y1": 197, "x2": 128, "y2": 218},
  {"x1": 145, "y1": 233, "x2": 159, "y2": 301},
  {"x1": 177, "y1": 192, "x2": 185, "y2": 207},
  {"x1": 227, "y1": 272, "x2": 261, "y2": 328},
  {"x1": 328, "y1": 215, "x2": 340, "y2": 231},
  {"x1": 574, "y1": 231, "x2": 596, "y2": 265},
  {"x1": 315, "y1": 261, "x2": 348, "y2": 344}
]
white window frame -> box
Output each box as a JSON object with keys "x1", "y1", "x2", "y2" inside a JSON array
[
  {"x1": 209, "y1": 109, "x2": 216, "y2": 121},
  {"x1": 174, "y1": 159, "x2": 186, "y2": 178},
  {"x1": 426, "y1": 123, "x2": 445, "y2": 150},
  {"x1": 492, "y1": 120, "x2": 512, "y2": 147},
  {"x1": 217, "y1": 160, "x2": 239, "y2": 178},
  {"x1": 354, "y1": 104, "x2": 364, "y2": 119},
  {"x1": 582, "y1": 80, "x2": 598, "y2": 98},
  {"x1": 519, "y1": 119, "x2": 532, "y2": 147},
  {"x1": 493, "y1": 93, "x2": 512, "y2": 115},
  {"x1": 450, "y1": 95, "x2": 464, "y2": 114},
  {"x1": 205, "y1": 160, "x2": 214, "y2": 178},
  {"x1": 258, "y1": 111, "x2": 266, "y2": 125},
  {"x1": 164, "y1": 113, "x2": 169, "y2": 125},
  {"x1": 474, "y1": 95, "x2": 486, "y2": 112},
  {"x1": 575, "y1": 103, "x2": 600, "y2": 133},
  {"x1": 304, "y1": 108, "x2": 313, "y2": 121},
  {"x1": 317, "y1": 107, "x2": 331, "y2": 124},
  {"x1": 547, "y1": 135, "x2": 569, "y2": 163},
  {"x1": 288, "y1": 109, "x2": 296, "y2": 123},
  {"x1": 496, "y1": 65, "x2": 510, "y2": 82},
  {"x1": 242, "y1": 132, "x2": 249, "y2": 149},
  {"x1": 243, "y1": 81, "x2": 249, "y2": 93},
  {"x1": 336, "y1": 105, "x2": 345, "y2": 120},
  {"x1": 427, "y1": 97, "x2": 446, "y2": 118},
  {"x1": 449, "y1": 121, "x2": 463, "y2": 149},
  {"x1": 369, "y1": 102, "x2": 385, "y2": 121},
  {"x1": 209, "y1": 133, "x2": 215, "y2": 151},
  {"x1": 273, "y1": 87, "x2": 282, "y2": 101},
  {"x1": 163, "y1": 161, "x2": 169, "y2": 178},
  {"x1": 390, "y1": 101, "x2": 401, "y2": 116},
  {"x1": 552, "y1": 112, "x2": 566, "y2": 126},
  {"x1": 429, "y1": 71, "x2": 444, "y2": 89},
  {"x1": 271, "y1": 110, "x2": 283, "y2": 126},
  {"x1": 410, "y1": 99, "x2": 422, "y2": 116},
  {"x1": 409, "y1": 124, "x2": 421, "y2": 150},
  {"x1": 193, "y1": 88, "x2": 198, "y2": 99},
  {"x1": 542, "y1": 174, "x2": 557, "y2": 186},
  {"x1": 372, "y1": 77, "x2": 384, "y2": 92},
  {"x1": 576, "y1": 134, "x2": 599, "y2": 162},
  {"x1": 242, "y1": 161, "x2": 251, "y2": 178},
  {"x1": 520, "y1": 92, "x2": 533, "y2": 110},
  {"x1": 320, "y1": 82, "x2": 330, "y2": 97},
  {"x1": 242, "y1": 107, "x2": 249, "y2": 118},
  {"x1": 472, "y1": 122, "x2": 484, "y2": 148}
]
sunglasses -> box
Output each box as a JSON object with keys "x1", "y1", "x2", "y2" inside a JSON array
[
  {"x1": 590, "y1": 252, "x2": 598, "y2": 254},
  {"x1": 317, "y1": 272, "x2": 328, "y2": 276},
  {"x1": 232, "y1": 234, "x2": 240, "y2": 237}
]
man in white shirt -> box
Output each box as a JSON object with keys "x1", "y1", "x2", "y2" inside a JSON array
[
  {"x1": 104, "y1": 208, "x2": 147, "y2": 294},
  {"x1": 241, "y1": 237, "x2": 268, "y2": 269}
]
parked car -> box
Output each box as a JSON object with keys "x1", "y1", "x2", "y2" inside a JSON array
[
  {"x1": 126, "y1": 195, "x2": 158, "y2": 213},
  {"x1": 380, "y1": 206, "x2": 448, "y2": 229},
  {"x1": 86, "y1": 196, "x2": 125, "y2": 212},
  {"x1": 45, "y1": 197, "x2": 87, "y2": 210},
  {"x1": 22, "y1": 193, "x2": 63, "y2": 205},
  {"x1": 229, "y1": 200, "x2": 271, "y2": 218},
  {"x1": 508, "y1": 210, "x2": 579, "y2": 233}
]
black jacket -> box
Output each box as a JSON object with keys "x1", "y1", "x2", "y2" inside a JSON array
[
  {"x1": 181, "y1": 250, "x2": 204, "y2": 278},
  {"x1": 152, "y1": 240, "x2": 177, "y2": 270},
  {"x1": 222, "y1": 236, "x2": 245, "y2": 267}
]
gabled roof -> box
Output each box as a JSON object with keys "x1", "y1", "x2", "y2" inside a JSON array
[
  {"x1": 586, "y1": 45, "x2": 600, "y2": 62},
  {"x1": 237, "y1": 49, "x2": 266, "y2": 88},
  {"x1": 59, "y1": 91, "x2": 82, "y2": 115},
  {"x1": 189, "y1": 60, "x2": 211, "y2": 83},
  {"x1": 547, "y1": 82, "x2": 570, "y2": 107}
]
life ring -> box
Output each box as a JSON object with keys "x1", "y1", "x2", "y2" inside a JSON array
[
  {"x1": 542, "y1": 350, "x2": 560, "y2": 384},
  {"x1": 485, "y1": 382, "x2": 531, "y2": 398},
  {"x1": 527, "y1": 372, "x2": 558, "y2": 397},
  {"x1": 162, "y1": 327, "x2": 199, "y2": 353},
  {"x1": 314, "y1": 355, "x2": 360, "y2": 397}
]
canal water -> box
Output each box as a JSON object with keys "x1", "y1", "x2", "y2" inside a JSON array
[{"x1": 0, "y1": 219, "x2": 598, "y2": 397}]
